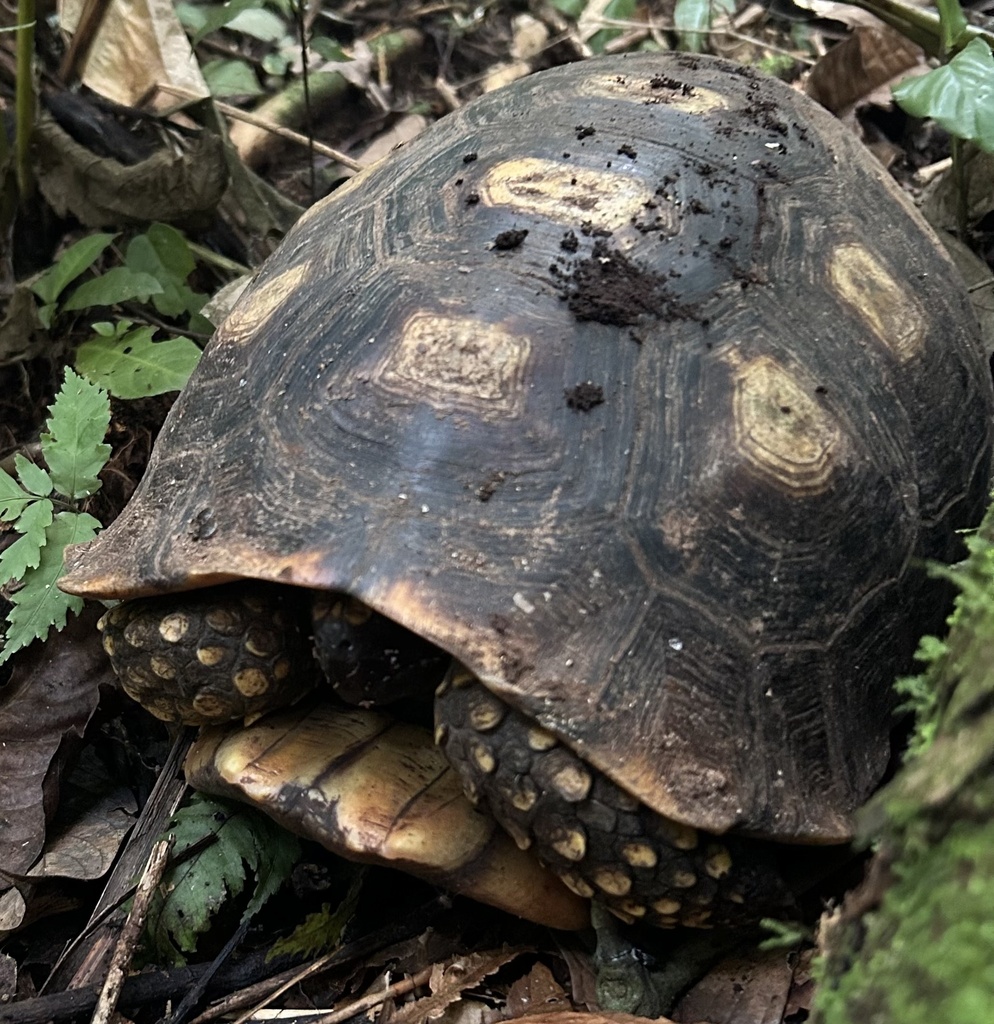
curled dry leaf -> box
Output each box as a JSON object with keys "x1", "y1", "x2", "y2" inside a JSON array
[
  {"x1": 0, "y1": 607, "x2": 107, "y2": 873},
  {"x1": 0, "y1": 287, "x2": 48, "y2": 367},
  {"x1": 59, "y1": 0, "x2": 208, "y2": 108},
  {"x1": 506, "y1": 962, "x2": 572, "y2": 1017},
  {"x1": 33, "y1": 116, "x2": 228, "y2": 229},
  {"x1": 30, "y1": 789, "x2": 136, "y2": 882},
  {"x1": 0, "y1": 606, "x2": 111, "y2": 929},
  {"x1": 805, "y1": 26, "x2": 923, "y2": 115},
  {"x1": 672, "y1": 949, "x2": 794, "y2": 1024},
  {"x1": 514, "y1": 1013, "x2": 676, "y2": 1024},
  {"x1": 386, "y1": 949, "x2": 525, "y2": 1024}
]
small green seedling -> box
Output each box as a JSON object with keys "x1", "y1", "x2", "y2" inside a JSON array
[{"x1": 0, "y1": 368, "x2": 109, "y2": 662}]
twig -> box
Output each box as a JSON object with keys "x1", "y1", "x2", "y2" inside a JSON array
[
  {"x1": 90, "y1": 839, "x2": 172, "y2": 1024},
  {"x1": 155, "y1": 83, "x2": 363, "y2": 171},
  {"x1": 311, "y1": 968, "x2": 432, "y2": 1024}
]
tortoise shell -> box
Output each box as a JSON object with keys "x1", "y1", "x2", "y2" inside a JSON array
[{"x1": 62, "y1": 52, "x2": 994, "y2": 844}]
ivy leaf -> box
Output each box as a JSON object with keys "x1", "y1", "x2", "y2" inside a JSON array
[
  {"x1": 76, "y1": 325, "x2": 202, "y2": 398},
  {"x1": 0, "y1": 511, "x2": 101, "y2": 662},
  {"x1": 63, "y1": 267, "x2": 164, "y2": 311},
  {"x1": 893, "y1": 38, "x2": 994, "y2": 152},
  {"x1": 40, "y1": 368, "x2": 112, "y2": 500}
]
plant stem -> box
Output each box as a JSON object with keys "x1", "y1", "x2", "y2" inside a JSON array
[{"x1": 15, "y1": 0, "x2": 36, "y2": 200}]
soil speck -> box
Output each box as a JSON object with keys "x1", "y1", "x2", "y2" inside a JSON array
[
  {"x1": 493, "y1": 229, "x2": 528, "y2": 250},
  {"x1": 565, "y1": 382, "x2": 605, "y2": 412}
]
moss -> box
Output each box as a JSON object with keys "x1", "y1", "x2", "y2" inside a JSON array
[
  {"x1": 813, "y1": 509, "x2": 994, "y2": 1023},
  {"x1": 817, "y1": 821, "x2": 994, "y2": 1023}
]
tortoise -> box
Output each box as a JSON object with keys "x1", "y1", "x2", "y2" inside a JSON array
[{"x1": 60, "y1": 52, "x2": 994, "y2": 929}]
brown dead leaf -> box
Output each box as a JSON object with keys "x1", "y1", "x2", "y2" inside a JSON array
[
  {"x1": 511, "y1": 15, "x2": 551, "y2": 61},
  {"x1": 0, "y1": 607, "x2": 111, "y2": 927},
  {"x1": 782, "y1": 948, "x2": 816, "y2": 1020},
  {"x1": 379, "y1": 949, "x2": 528, "y2": 1024},
  {"x1": 805, "y1": 26, "x2": 922, "y2": 115},
  {"x1": 0, "y1": 608, "x2": 107, "y2": 870},
  {"x1": 483, "y1": 62, "x2": 534, "y2": 93},
  {"x1": 506, "y1": 962, "x2": 571, "y2": 1017},
  {"x1": 922, "y1": 149, "x2": 994, "y2": 237},
  {"x1": 34, "y1": 114, "x2": 227, "y2": 228},
  {"x1": 59, "y1": 0, "x2": 208, "y2": 109},
  {"x1": 31, "y1": 788, "x2": 136, "y2": 881},
  {"x1": 0, "y1": 952, "x2": 15, "y2": 999},
  {"x1": 672, "y1": 949, "x2": 795, "y2": 1024},
  {"x1": 788, "y1": 0, "x2": 889, "y2": 27},
  {"x1": 0, "y1": 286, "x2": 48, "y2": 367},
  {"x1": 556, "y1": 943, "x2": 599, "y2": 1011},
  {"x1": 514, "y1": 1013, "x2": 675, "y2": 1024}
]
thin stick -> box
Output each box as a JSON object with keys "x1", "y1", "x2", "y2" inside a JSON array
[
  {"x1": 156, "y1": 83, "x2": 364, "y2": 171},
  {"x1": 90, "y1": 839, "x2": 172, "y2": 1024}
]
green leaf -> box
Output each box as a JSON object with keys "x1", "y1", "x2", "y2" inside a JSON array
[
  {"x1": 551, "y1": 0, "x2": 585, "y2": 15},
  {"x1": 310, "y1": 37, "x2": 348, "y2": 61},
  {"x1": 202, "y1": 58, "x2": 264, "y2": 98},
  {"x1": 31, "y1": 233, "x2": 117, "y2": 306},
  {"x1": 0, "y1": 511, "x2": 101, "y2": 663},
  {"x1": 40, "y1": 368, "x2": 112, "y2": 500},
  {"x1": 76, "y1": 326, "x2": 202, "y2": 398},
  {"x1": 227, "y1": 7, "x2": 285, "y2": 42},
  {"x1": 270, "y1": 870, "x2": 364, "y2": 960},
  {"x1": 261, "y1": 51, "x2": 289, "y2": 77},
  {"x1": 189, "y1": 311, "x2": 216, "y2": 335},
  {"x1": 243, "y1": 828, "x2": 300, "y2": 927},
  {"x1": 13, "y1": 496, "x2": 53, "y2": 538},
  {"x1": 125, "y1": 225, "x2": 207, "y2": 319},
  {"x1": 63, "y1": 267, "x2": 164, "y2": 312},
  {"x1": 586, "y1": 0, "x2": 637, "y2": 54},
  {"x1": 0, "y1": 467, "x2": 34, "y2": 522},
  {"x1": 189, "y1": 0, "x2": 263, "y2": 44},
  {"x1": 0, "y1": 499, "x2": 53, "y2": 582},
  {"x1": 146, "y1": 795, "x2": 298, "y2": 965},
  {"x1": 893, "y1": 38, "x2": 994, "y2": 152},
  {"x1": 937, "y1": 0, "x2": 969, "y2": 53},
  {"x1": 674, "y1": 0, "x2": 736, "y2": 52},
  {"x1": 15, "y1": 454, "x2": 53, "y2": 498}
]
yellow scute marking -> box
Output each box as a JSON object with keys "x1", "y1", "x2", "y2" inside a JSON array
[
  {"x1": 731, "y1": 354, "x2": 842, "y2": 494},
  {"x1": 829, "y1": 242, "x2": 924, "y2": 361},
  {"x1": 653, "y1": 85, "x2": 728, "y2": 115},
  {"x1": 219, "y1": 263, "x2": 311, "y2": 345},
  {"x1": 478, "y1": 157, "x2": 656, "y2": 233},
  {"x1": 578, "y1": 74, "x2": 729, "y2": 116},
  {"x1": 377, "y1": 312, "x2": 531, "y2": 418}
]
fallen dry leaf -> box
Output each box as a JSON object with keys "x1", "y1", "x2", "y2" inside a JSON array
[
  {"x1": 805, "y1": 26, "x2": 922, "y2": 114},
  {"x1": 0, "y1": 607, "x2": 112, "y2": 931},
  {"x1": 672, "y1": 949, "x2": 795, "y2": 1024}
]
